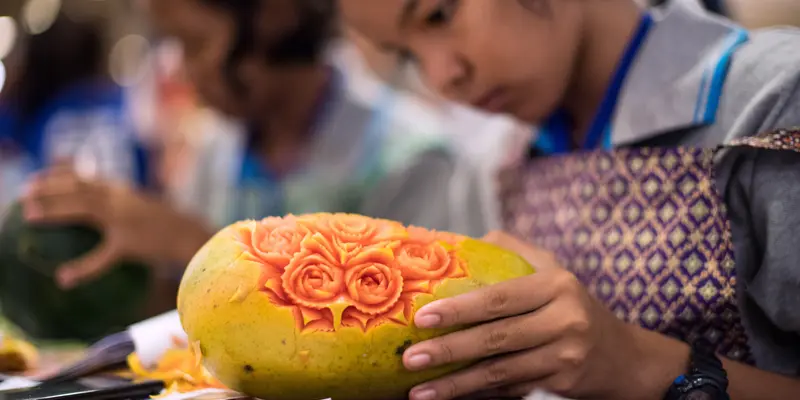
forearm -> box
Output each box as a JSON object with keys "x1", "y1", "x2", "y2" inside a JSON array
[
  {"x1": 165, "y1": 215, "x2": 214, "y2": 265},
  {"x1": 725, "y1": 358, "x2": 800, "y2": 400},
  {"x1": 632, "y1": 326, "x2": 800, "y2": 400},
  {"x1": 152, "y1": 201, "x2": 215, "y2": 266}
]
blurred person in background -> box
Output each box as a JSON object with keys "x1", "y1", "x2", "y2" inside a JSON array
[
  {"x1": 0, "y1": 12, "x2": 148, "y2": 212},
  {"x1": 19, "y1": 0, "x2": 493, "y2": 291},
  {"x1": 339, "y1": 0, "x2": 800, "y2": 399},
  {"x1": 151, "y1": 0, "x2": 493, "y2": 233}
]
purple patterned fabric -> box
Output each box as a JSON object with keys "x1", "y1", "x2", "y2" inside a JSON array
[
  {"x1": 501, "y1": 128, "x2": 800, "y2": 362},
  {"x1": 502, "y1": 146, "x2": 752, "y2": 362}
]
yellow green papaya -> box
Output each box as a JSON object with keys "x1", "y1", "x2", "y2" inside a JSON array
[{"x1": 177, "y1": 213, "x2": 534, "y2": 400}]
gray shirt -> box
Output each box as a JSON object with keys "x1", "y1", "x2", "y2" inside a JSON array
[
  {"x1": 597, "y1": 0, "x2": 800, "y2": 374},
  {"x1": 175, "y1": 73, "x2": 498, "y2": 239}
]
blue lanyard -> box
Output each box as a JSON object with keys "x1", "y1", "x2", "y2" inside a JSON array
[{"x1": 534, "y1": 12, "x2": 653, "y2": 155}]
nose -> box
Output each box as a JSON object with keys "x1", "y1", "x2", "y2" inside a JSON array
[{"x1": 417, "y1": 48, "x2": 470, "y2": 100}]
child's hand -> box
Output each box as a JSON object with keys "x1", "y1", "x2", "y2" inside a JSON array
[
  {"x1": 21, "y1": 165, "x2": 211, "y2": 289},
  {"x1": 402, "y1": 231, "x2": 688, "y2": 400}
]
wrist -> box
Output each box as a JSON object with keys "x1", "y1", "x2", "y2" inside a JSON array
[
  {"x1": 155, "y1": 207, "x2": 213, "y2": 265},
  {"x1": 171, "y1": 218, "x2": 213, "y2": 264},
  {"x1": 629, "y1": 326, "x2": 691, "y2": 400}
]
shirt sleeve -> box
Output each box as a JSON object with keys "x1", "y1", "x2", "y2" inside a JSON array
[
  {"x1": 358, "y1": 148, "x2": 499, "y2": 238},
  {"x1": 717, "y1": 147, "x2": 800, "y2": 375}
]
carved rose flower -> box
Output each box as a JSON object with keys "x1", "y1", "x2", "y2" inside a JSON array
[
  {"x1": 406, "y1": 225, "x2": 462, "y2": 246},
  {"x1": 344, "y1": 250, "x2": 403, "y2": 315},
  {"x1": 300, "y1": 213, "x2": 407, "y2": 245},
  {"x1": 281, "y1": 251, "x2": 345, "y2": 310},
  {"x1": 297, "y1": 214, "x2": 405, "y2": 266},
  {"x1": 238, "y1": 216, "x2": 309, "y2": 270},
  {"x1": 244, "y1": 213, "x2": 470, "y2": 332},
  {"x1": 396, "y1": 242, "x2": 453, "y2": 281}
]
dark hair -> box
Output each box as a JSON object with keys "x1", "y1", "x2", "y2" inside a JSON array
[
  {"x1": 199, "y1": 0, "x2": 336, "y2": 93},
  {"x1": 5, "y1": 13, "x2": 105, "y2": 122},
  {"x1": 649, "y1": 0, "x2": 727, "y2": 15}
]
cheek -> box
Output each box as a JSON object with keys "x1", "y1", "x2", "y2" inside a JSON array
[
  {"x1": 190, "y1": 47, "x2": 241, "y2": 106},
  {"x1": 474, "y1": 17, "x2": 581, "y2": 121},
  {"x1": 517, "y1": 44, "x2": 577, "y2": 122},
  {"x1": 339, "y1": 0, "x2": 405, "y2": 44}
]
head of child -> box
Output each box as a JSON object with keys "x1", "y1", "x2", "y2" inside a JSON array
[
  {"x1": 146, "y1": 0, "x2": 335, "y2": 121},
  {"x1": 5, "y1": 12, "x2": 104, "y2": 123},
  {"x1": 338, "y1": 0, "x2": 643, "y2": 129}
]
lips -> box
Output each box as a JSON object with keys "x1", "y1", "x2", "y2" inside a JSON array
[{"x1": 471, "y1": 87, "x2": 511, "y2": 113}]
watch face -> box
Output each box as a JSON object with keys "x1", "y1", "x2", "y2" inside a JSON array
[{"x1": 686, "y1": 391, "x2": 713, "y2": 400}]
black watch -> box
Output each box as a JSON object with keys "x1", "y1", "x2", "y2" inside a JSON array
[{"x1": 664, "y1": 341, "x2": 730, "y2": 400}]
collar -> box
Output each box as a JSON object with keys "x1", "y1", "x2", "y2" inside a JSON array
[
  {"x1": 536, "y1": 11, "x2": 654, "y2": 154},
  {"x1": 610, "y1": 0, "x2": 748, "y2": 146}
]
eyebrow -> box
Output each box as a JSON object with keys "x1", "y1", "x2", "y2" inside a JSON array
[{"x1": 398, "y1": 0, "x2": 419, "y2": 27}]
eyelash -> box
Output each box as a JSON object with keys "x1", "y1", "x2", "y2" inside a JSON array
[
  {"x1": 393, "y1": 0, "x2": 459, "y2": 66},
  {"x1": 424, "y1": 0, "x2": 459, "y2": 27}
]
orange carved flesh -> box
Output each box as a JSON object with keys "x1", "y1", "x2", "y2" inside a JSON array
[
  {"x1": 235, "y1": 213, "x2": 469, "y2": 332},
  {"x1": 127, "y1": 343, "x2": 227, "y2": 397}
]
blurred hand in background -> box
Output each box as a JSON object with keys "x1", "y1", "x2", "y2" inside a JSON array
[{"x1": 20, "y1": 163, "x2": 212, "y2": 289}]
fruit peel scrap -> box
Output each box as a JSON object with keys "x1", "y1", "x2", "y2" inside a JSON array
[
  {"x1": 0, "y1": 334, "x2": 39, "y2": 373},
  {"x1": 127, "y1": 343, "x2": 227, "y2": 398}
]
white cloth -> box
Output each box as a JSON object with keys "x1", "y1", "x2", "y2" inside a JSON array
[
  {"x1": 0, "y1": 376, "x2": 40, "y2": 391},
  {"x1": 128, "y1": 310, "x2": 187, "y2": 368}
]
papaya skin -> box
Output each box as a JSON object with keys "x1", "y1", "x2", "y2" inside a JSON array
[{"x1": 177, "y1": 218, "x2": 534, "y2": 400}]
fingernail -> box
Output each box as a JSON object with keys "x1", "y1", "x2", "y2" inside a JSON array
[
  {"x1": 24, "y1": 205, "x2": 42, "y2": 220},
  {"x1": 410, "y1": 388, "x2": 437, "y2": 400},
  {"x1": 22, "y1": 182, "x2": 33, "y2": 196},
  {"x1": 57, "y1": 270, "x2": 75, "y2": 289},
  {"x1": 414, "y1": 313, "x2": 442, "y2": 328},
  {"x1": 406, "y1": 353, "x2": 431, "y2": 369}
]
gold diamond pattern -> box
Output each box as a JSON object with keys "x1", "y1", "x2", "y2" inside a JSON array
[
  {"x1": 728, "y1": 127, "x2": 800, "y2": 152},
  {"x1": 502, "y1": 146, "x2": 753, "y2": 363},
  {"x1": 498, "y1": 129, "x2": 800, "y2": 364}
]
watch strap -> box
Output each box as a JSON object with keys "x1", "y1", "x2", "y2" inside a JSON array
[{"x1": 664, "y1": 340, "x2": 730, "y2": 400}]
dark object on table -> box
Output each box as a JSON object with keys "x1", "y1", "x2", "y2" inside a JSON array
[
  {"x1": 37, "y1": 332, "x2": 135, "y2": 385},
  {"x1": 0, "y1": 201, "x2": 152, "y2": 342},
  {"x1": 0, "y1": 376, "x2": 164, "y2": 400}
]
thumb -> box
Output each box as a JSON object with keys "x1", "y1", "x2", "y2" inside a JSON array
[
  {"x1": 56, "y1": 242, "x2": 119, "y2": 289},
  {"x1": 49, "y1": 156, "x2": 77, "y2": 172},
  {"x1": 481, "y1": 230, "x2": 561, "y2": 271}
]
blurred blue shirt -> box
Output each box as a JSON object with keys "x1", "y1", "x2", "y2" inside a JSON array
[{"x1": 0, "y1": 79, "x2": 148, "y2": 211}]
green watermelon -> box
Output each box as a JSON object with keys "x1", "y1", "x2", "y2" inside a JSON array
[{"x1": 0, "y1": 201, "x2": 152, "y2": 343}]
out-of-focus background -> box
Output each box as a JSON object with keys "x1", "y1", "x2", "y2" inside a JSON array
[
  {"x1": 0, "y1": 0, "x2": 196, "y2": 198},
  {"x1": 0, "y1": 0, "x2": 529, "y2": 205}
]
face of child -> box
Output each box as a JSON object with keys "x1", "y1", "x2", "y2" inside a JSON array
[
  {"x1": 147, "y1": 0, "x2": 318, "y2": 121},
  {"x1": 147, "y1": 0, "x2": 246, "y2": 117},
  {"x1": 338, "y1": 0, "x2": 585, "y2": 124}
]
